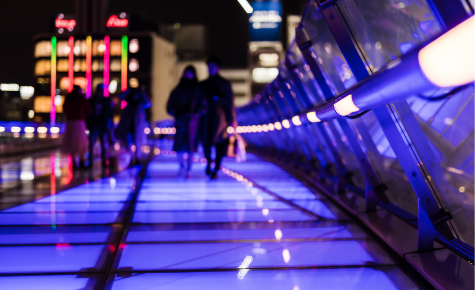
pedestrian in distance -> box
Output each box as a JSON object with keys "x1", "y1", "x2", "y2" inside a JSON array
[
  {"x1": 115, "y1": 85, "x2": 151, "y2": 166},
  {"x1": 192, "y1": 56, "x2": 235, "y2": 179},
  {"x1": 167, "y1": 65, "x2": 199, "y2": 178},
  {"x1": 87, "y1": 84, "x2": 114, "y2": 169},
  {"x1": 61, "y1": 85, "x2": 92, "y2": 170}
]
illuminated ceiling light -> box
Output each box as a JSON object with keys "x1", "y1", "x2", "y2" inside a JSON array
[
  {"x1": 144, "y1": 128, "x2": 151, "y2": 135},
  {"x1": 129, "y1": 78, "x2": 139, "y2": 88},
  {"x1": 50, "y1": 127, "x2": 60, "y2": 134},
  {"x1": 418, "y1": 16, "x2": 475, "y2": 88},
  {"x1": 268, "y1": 123, "x2": 275, "y2": 131},
  {"x1": 237, "y1": 0, "x2": 253, "y2": 13},
  {"x1": 129, "y1": 39, "x2": 139, "y2": 53},
  {"x1": 262, "y1": 124, "x2": 269, "y2": 132},
  {"x1": 24, "y1": 127, "x2": 35, "y2": 133},
  {"x1": 282, "y1": 119, "x2": 290, "y2": 129},
  {"x1": 236, "y1": 126, "x2": 243, "y2": 133},
  {"x1": 292, "y1": 116, "x2": 302, "y2": 126},
  {"x1": 334, "y1": 94, "x2": 359, "y2": 116},
  {"x1": 227, "y1": 126, "x2": 235, "y2": 134},
  {"x1": 307, "y1": 111, "x2": 321, "y2": 123},
  {"x1": 37, "y1": 127, "x2": 48, "y2": 133},
  {"x1": 11, "y1": 126, "x2": 21, "y2": 133},
  {"x1": 54, "y1": 95, "x2": 63, "y2": 106},
  {"x1": 20, "y1": 86, "x2": 34, "y2": 99},
  {"x1": 275, "y1": 229, "x2": 283, "y2": 240},
  {"x1": 0, "y1": 127, "x2": 4, "y2": 132},
  {"x1": 251, "y1": 125, "x2": 257, "y2": 133},
  {"x1": 259, "y1": 53, "x2": 279, "y2": 67},
  {"x1": 252, "y1": 68, "x2": 279, "y2": 83},
  {"x1": 257, "y1": 125, "x2": 263, "y2": 132},
  {"x1": 129, "y1": 58, "x2": 139, "y2": 72},
  {"x1": 262, "y1": 208, "x2": 269, "y2": 216},
  {"x1": 274, "y1": 122, "x2": 282, "y2": 130},
  {"x1": 1, "y1": 83, "x2": 19, "y2": 91},
  {"x1": 109, "y1": 80, "x2": 118, "y2": 93},
  {"x1": 154, "y1": 127, "x2": 160, "y2": 134},
  {"x1": 20, "y1": 172, "x2": 35, "y2": 181},
  {"x1": 98, "y1": 43, "x2": 106, "y2": 53}
]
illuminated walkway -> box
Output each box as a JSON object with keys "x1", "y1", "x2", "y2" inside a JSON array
[{"x1": 0, "y1": 149, "x2": 432, "y2": 289}]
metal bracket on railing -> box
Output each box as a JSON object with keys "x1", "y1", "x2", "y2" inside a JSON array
[
  {"x1": 365, "y1": 181, "x2": 378, "y2": 211},
  {"x1": 432, "y1": 211, "x2": 452, "y2": 226},
  {"x1": 315, "y1": 0, "x2": 338, "y2": 11},
  {"x1": 295, "y1": 24, "x2": 313, "y2": 50},
  {"x1": 418, "y1": 198, "x2": 442, "y2": 250}
]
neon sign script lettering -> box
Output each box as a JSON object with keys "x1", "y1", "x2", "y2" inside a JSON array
[
  {"x1": 55, "y1": 18, "x2": 76, "y2": 30},
  {"x1": 107, "y1": 15, "x2": 129, "y2": 28}
]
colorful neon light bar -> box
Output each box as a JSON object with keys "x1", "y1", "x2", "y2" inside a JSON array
[
  {"x1": 68, "y1": 36, "x2": 74, "y2": 92},
  {"x1": 104, "y1": 36, "x2": 110, "y2": 97},
  {"x1": 121, "y1": 35, "x2": 128, "y2": 91},
  {"x1": 50, "y1": 36, "x2": 57, "y2": 126},
  {"x1": 86, "y1": 36, "x2": 92, "y2": 98}
]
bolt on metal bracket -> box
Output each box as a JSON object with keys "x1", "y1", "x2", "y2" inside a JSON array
[{"x1": 315, "y1": 0, "x2": 338, "y2": 11}]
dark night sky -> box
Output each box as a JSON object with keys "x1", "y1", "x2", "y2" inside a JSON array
[{"x1": 0, "y1": 0, "x2": 303, "y2": 86}]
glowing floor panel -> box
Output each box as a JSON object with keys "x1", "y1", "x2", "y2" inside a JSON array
[
  {"x1": 0, "y1": 148, "x2": 430, "y2": 289},
  {"x1": 108, "y1": 268, "x2": 414, "y2": 290},
  {"x1": 0, "y1": 245, "x2": 106, "y2": 273},
  {"x1": 135, "y1": 200, "x2": 292, "y2": 211},
  {"x1": 125, "y1": 226, "x2": 355, "y2": 242},
  {"x1": 132, "y1": 209, "x2": 312, "y2": 223}
]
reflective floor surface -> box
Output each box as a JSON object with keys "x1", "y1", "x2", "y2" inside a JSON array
[{"x1": 0, "y1": 143, "x2": 433, "y2": 289}]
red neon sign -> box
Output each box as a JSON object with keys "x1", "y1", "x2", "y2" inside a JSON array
[
  {"x1": 55, "y1": 18, "x2": 76, "y2": 30},
  {"x1": 107, "y1": 15, "x2": 128, "y2": 28}
]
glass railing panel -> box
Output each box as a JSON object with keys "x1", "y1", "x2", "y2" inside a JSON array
[
  {"x1": 323, "y1": 120, "x2": 366, "y2": 188},
  {"x1": 301, "y1": 2, "x2": 358, "y2": 94},
  {"x1": 350, "y1": 112, "x2": 419, "y2": 215},
  {"x1": 336, "y1": 0, "x2": 442, "y2": 72},
  {"x1": 288, "y1": 42, "x2": 326, "y2": 105},
  {"x1": 405, "y1": 85, "x2": 475, "y2": 246},
  {"x1": 278, "y1": 63, "x2": 309, "y2": 112}
]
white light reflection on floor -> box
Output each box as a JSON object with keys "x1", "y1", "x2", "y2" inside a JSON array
[
  {"x1": 237, "y1": 255, "x2": 253, "y2": 279},
  {"x1": 282, "y1": 249, "x2": 291, "y2": 263}
]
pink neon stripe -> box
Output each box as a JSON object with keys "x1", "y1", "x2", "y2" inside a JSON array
[
  {"x1": 50, "y1": 37, "x2": 56, "y2": 126},
  {"x1": 86, "y1": 36, "x2": 92, "y2": 98},
  {"x1": 68, "y1": 36, "x2": 74, "y2": 92},
  {"x1": 104, "y1": 36, "x2": 110, "y2": 97}
]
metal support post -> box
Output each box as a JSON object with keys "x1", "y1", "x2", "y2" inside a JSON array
[{"x1": 425, "y1": 0, "x2": 472, "y2": 31}]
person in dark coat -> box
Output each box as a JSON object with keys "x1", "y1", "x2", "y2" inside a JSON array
[
  {"x1": 115, "y1": 85, "x2": 151, "y2": 165},
  {"x1": 192, "y1": 57, "x2": 235, "y2": 179},
  {"x1": 167, "y1": 65, "x2": 199, "y2": 178},
  {"x1": 61, "y1": 85, "x2": 92, "y2": 169},
  {"x1": 87, "y1": 84, "x2": 114, "y2": 169}
]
